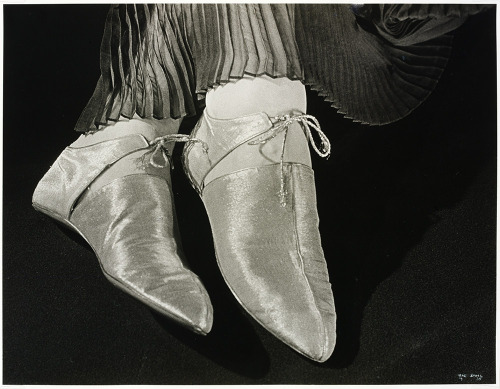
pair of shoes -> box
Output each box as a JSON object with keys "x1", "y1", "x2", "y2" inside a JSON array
[
  {"x1": 32, "y1": 129, "x2": 213, "y2": 335},
  {"x1": 182, "y1": 111, "x2": 336, "y2": 362},
  {"x1": 33, "y1": 111, "x2": 336, "y2": 362}
]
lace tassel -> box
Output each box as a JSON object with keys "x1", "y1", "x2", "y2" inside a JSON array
[
  {"x1": 139, "y1": 134, "x2": 209, "y2": 169},
  {"x1": 248, "y1": 113, "x2": 331, "y2": 206}
]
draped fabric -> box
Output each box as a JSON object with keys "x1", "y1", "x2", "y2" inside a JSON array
[{"x1": 75, "y1": 4, "x2": 491, "y2": 132}]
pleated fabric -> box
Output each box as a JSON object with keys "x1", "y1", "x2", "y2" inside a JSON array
[
  {"x1": 295, "y1": 5, "x2": 454, "y2": 125},
  {"x1": 75, "y1": 4, "x2": 490, "y2": 132}
]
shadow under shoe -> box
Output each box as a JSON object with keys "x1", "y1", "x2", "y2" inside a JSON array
[
  {"x1": 32, "y1": 134, "x2": 213, "y2": 334},
  {"x1": 183, "y1": 111, "x2": 336, "y2": 361}
]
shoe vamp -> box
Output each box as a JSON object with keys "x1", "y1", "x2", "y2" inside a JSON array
[
  {"x1": 71, "y1": 175, "x2": 188, "y2": 282},
  {"x1": 203, "y1": 164, "x2": 335, "y2": 339}
]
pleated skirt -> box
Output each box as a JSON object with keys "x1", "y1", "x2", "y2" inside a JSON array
[{"x1": 75, "y1": 4, "x2": 482, "y2": 132}]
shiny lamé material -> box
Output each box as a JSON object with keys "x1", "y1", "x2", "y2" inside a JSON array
[
  {"x1": 33, "y1": 135, "x2": 213, "y2": 334},
  {"x1": 183, "y1": 113, "x2": 336, "y2": 361},
  {"x1": 70, "y1": 175, "x2": 213, "y2": 333},
  {"x1": 204, "y1": 164, "x2": 336, "y2": 362}
]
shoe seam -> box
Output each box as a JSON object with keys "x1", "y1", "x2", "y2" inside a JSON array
[
  {"x1": 291, "y1": 164, "x2": 328, "y2": 361},
  {"x1": 71, "y1": 172, "x2": 171, "y2": 215},
  {"x1": 201, "y1": 162, "x2": 312, "y2": 195}
]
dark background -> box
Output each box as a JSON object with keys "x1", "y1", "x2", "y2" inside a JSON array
[{"x1": 3, "y1": 4, "x2": 496, "y2": 384}]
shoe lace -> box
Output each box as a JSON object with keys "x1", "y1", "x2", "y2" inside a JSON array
[
  {"x1": 140, "y1": 134, "x2": 209, "y2": 169},
  {"x1": 248, "y1": 114, "x2": 331, "y2": 206}
]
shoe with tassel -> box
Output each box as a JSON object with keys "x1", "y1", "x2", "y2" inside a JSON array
[
  {"x1": 32, "y1": 129, "x2": 213, "y2": 335},
  {"x1": 183, "y1": 111, "x2": 336, "y2": 361}
]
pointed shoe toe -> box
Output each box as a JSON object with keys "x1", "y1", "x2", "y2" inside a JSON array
[
  {"x1": 33, "y1": 135, "x2": 213, "y2": 334},
  {"x1": 115, "y1": 265, "x2": 214, "y2": 334},
  {"x1": 147, "y1": 272, "x2": 214, "y2": 334},
  {"x1": 203, "y1": 164, "x2": 336, "y2": 361},
  {"x1": 69, "y1": 174, "x2": 214, "y2": 334}
]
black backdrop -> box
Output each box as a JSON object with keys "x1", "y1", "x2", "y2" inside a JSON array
[{"x1": 3, "y1": 5, "x2": 496, "y2": 385}]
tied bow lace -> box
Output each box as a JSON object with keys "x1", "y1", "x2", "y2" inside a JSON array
[
  {"x1": 248, "y1": 114, "x2": 331, "y2": 206},
  {"x1": 140, "y1": 134, "x2": 208, "y2": 169}
]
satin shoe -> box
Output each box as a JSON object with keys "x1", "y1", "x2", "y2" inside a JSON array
[
  {"x1": 183, "y1": 111, "x2": 336, "y2": 361},
  {"x1": 33, "y1": 130, "x2": 213, "y2": 334}
]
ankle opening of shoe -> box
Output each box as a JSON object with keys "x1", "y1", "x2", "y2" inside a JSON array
[
  {"x1": 203, "y1": 113, "x2": 331, "y2": 189},
  {"x1": 73, "y1": 115, "x2": 184, "y2": 148}
]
